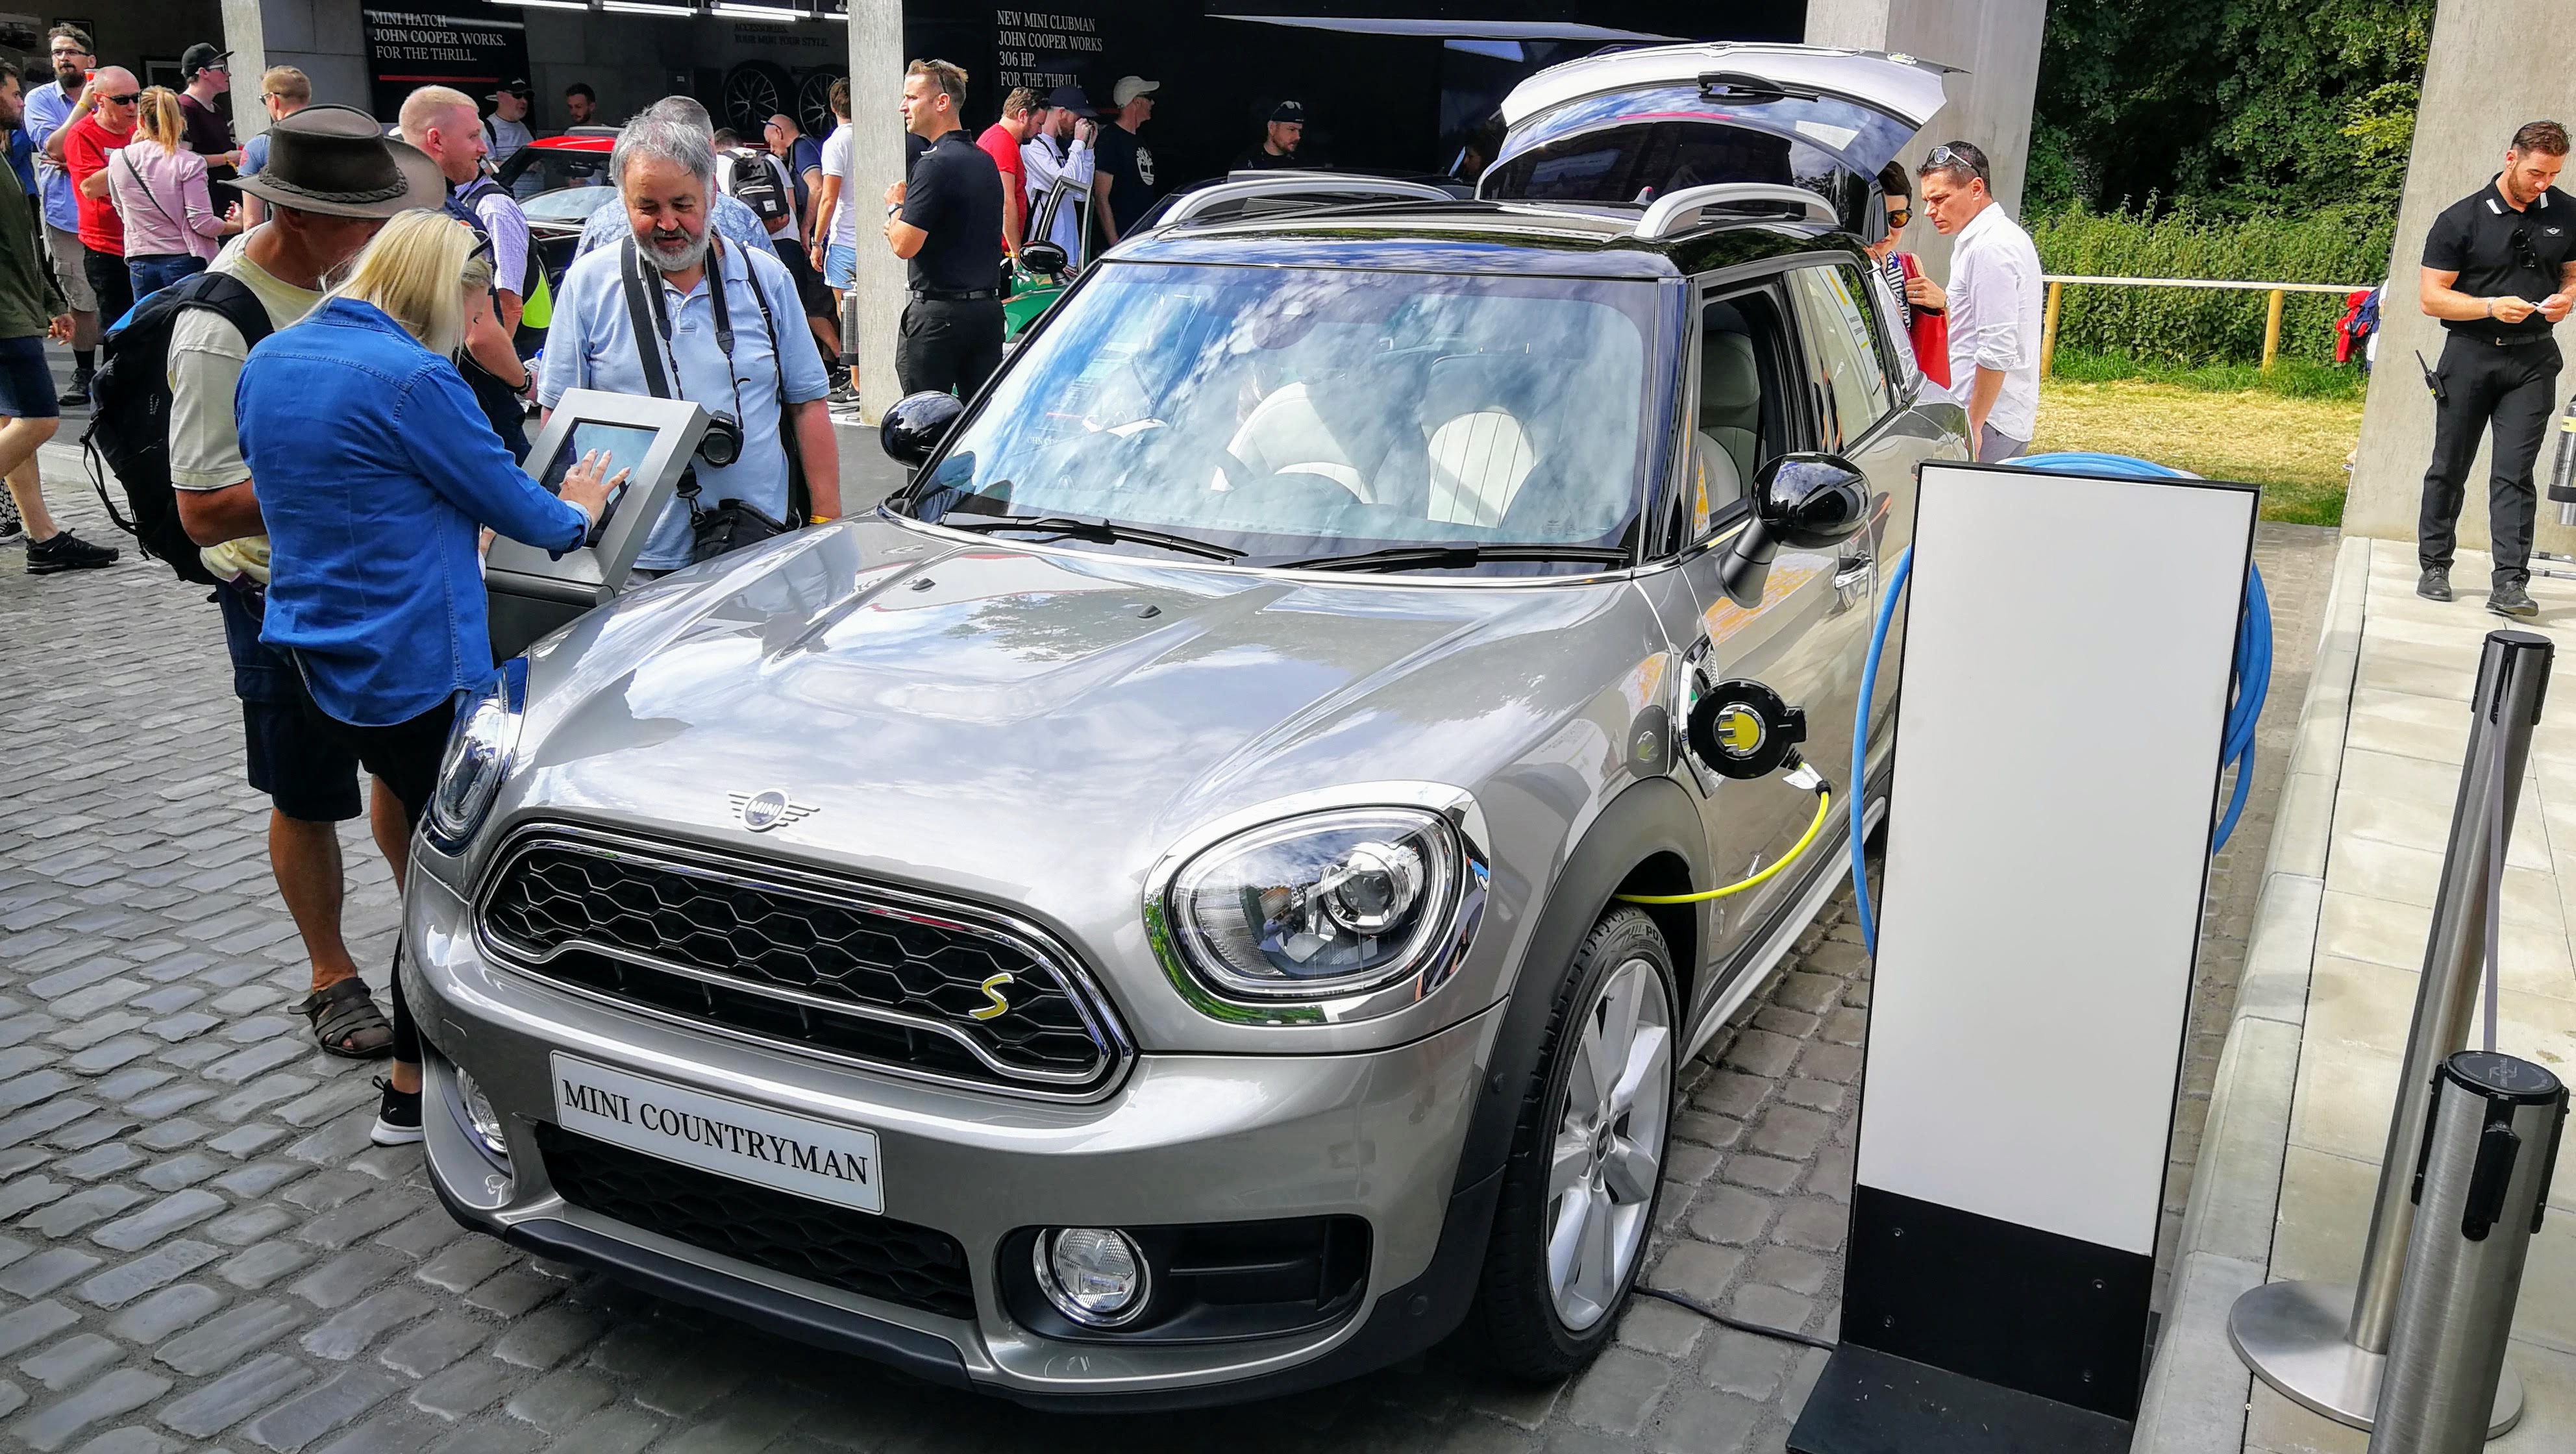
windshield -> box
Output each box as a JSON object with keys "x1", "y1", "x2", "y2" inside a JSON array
[
  {"x1": 511, "y1": 152, "x2": 616, "y2": 212},
  {"x1": 908, "y1": 261, "x2": 1663, "y2": 574}
]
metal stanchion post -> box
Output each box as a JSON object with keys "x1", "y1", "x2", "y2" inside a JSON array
[
  {"x1": 2229, "y1": 629, "x2": 2554, "y2": 1434},
  {"x1": 2369, "y1": 1052, "x2": 2568, "y2": 1452}
]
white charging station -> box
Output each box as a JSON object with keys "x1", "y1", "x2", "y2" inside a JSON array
[{"x1": 1790, "y1": 460, "x2": 2259, "y2": 1453}]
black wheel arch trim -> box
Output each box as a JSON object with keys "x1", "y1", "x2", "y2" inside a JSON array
[{"x1": 1450, "y1": 776, "x2": 1709, "y2": 1199}]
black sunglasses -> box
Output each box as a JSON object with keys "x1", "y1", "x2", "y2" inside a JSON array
[
  {"x1": 101, "y1": 92, "x2": 139, "y2": 106},
  {"x1": 1887, "y1": 206, "x2": 1913, "y2": 227},
  {"x1": 2512, "y1": 228, "x2": 2545, "y2": 271}
]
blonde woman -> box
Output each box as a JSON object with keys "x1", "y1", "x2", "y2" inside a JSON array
[
  {"x1": 238, "y1": 210, "x2": 624, "y2": 1145},
  {"x1": 103, "y1": 86, "x2": 230, "y2": 299}
]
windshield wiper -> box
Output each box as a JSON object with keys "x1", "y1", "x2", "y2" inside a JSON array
[
  {"x1": 1274, "y1": 543, "x2": 1633, "y2": 573},
  {"x1": 937, "y1": 514, "x2": 1245, "y2": 562}
]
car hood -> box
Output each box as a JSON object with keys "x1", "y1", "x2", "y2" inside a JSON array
[{"x1": 501, "y1": 517, "x2": 1663, "y2": 917}]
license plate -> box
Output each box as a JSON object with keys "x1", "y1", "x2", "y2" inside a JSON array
[{"x1": 549, "y1": 1054, "x2": 883, "y2": 1214}]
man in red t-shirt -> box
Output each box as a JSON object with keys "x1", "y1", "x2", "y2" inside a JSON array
[
  {"x1": 43, "y1": 66, "x2": 137, "y2": 327},
  {"x1": 976, "y1": 87, "x2": 1041, "y2": 256}
]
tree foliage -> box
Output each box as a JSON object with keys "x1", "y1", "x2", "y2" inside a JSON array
[{"x1": 2031, "y1": 0, "x2": 2433, "y2": 216}]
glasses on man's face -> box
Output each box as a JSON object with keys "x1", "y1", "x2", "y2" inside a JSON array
[
  {"x1": 102, "y1": 92, "x2": 138, "y2": 106},
  {"x1": 50, "y1": 49, "x2": 88, "y2": 62}
]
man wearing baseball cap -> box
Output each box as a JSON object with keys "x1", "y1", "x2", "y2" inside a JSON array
[
  {"x1": 1092, "y1": 75, "x2": 1158, "y2": 245},
  {"x1": 1236, "y1": 99, "x2": 1306, "y2": 170},
  {"x1": 485, "y1": 80, "x2": 536, "y2": 196},
  {"x1": 1022, "y1": 84, "x2": 1097, "y2": 267},
  {"x1": 177, "y1": 43, "x2": 242, "y2": 211}
]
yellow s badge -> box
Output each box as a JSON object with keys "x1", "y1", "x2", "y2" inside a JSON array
[{"x1": 969, "y1": 972, "x2": 1015, "y2": 1021}]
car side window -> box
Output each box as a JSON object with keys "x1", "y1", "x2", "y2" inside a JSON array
[
  {"x1": 1685, "y1": 285, "x2": 1800, "y2": 542},
  {"x1": 1787, "y1": 265, "x2": 1896, "y2": 450}
]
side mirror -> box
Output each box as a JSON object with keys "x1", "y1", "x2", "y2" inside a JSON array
[
  {"x1": 1019, "y1": 240, "x2": 1069, "y2": 277},
  {"x1": 880, "y1": 390, "x2": 966, "y2": 466},
  {"x1": 1716, "y1": 452, "x2": 1871, "y2": 608}
]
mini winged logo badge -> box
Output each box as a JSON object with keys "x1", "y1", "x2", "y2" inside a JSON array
[{"x1": 728, "y1": 791, "x2": 818, "y2": 833}]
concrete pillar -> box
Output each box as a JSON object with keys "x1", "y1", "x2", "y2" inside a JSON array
[
  {"x1": 1806, "y1": 0, "x2": 2048, "y2": 279},
  {"x1": 2340, "y1": 0, "x2": 2576, "y2": 558},
  {"x1": 221, "y1": 0, "x2": 369, "y2": 136},
  {"x1": 847, "y1": 1, "x2": 907, "y2": 423}
]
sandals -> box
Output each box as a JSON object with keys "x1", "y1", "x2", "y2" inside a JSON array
[{"x1": 297, "y1": 976, "x2": 395, "y2": 1060}]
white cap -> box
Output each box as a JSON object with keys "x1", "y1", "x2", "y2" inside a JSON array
[{"x1": 1111, "y1": 76, "x2": 1160, "y2": 108}]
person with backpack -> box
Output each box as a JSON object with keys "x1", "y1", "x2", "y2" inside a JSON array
[
  {"x1": 104, "y1": 88, "x2": 233, "y2": 301},
  {"x1": 241, "y1": 210, "x2": 623, "y2": 1140},
  {"x1": 399, "y1": 84, "x2": 536, "y2": 458},
  {"x1": 712, "y1": 126, "x2": 796, "y2": 246},
  {"x1": 0, "y1": 56, "x2": 110, "y2": 574},
  {"x1": 139, "y1": 104, "x2": 442, "y2": 1057}
]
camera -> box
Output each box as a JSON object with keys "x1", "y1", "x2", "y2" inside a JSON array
[{"x1": 698, "y1": 411, "x2": 743, "y2": 469}]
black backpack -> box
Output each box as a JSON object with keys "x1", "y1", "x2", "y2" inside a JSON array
[
  {"x1": 82, "y1": 272, "x2": 272, "y2": 587},
  {"x1": 723, "y1": 147, "x2": 793, "y2": 227}
]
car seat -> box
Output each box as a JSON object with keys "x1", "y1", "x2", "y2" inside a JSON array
[
  {"x1": 1700, "y1": 328, "x2": 1762, "y2": 490},
  {"x1": 1417, "y1": 355, "x2": 1552, "y2": 529}
]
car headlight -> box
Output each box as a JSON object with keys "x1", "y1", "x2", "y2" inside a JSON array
[
  {"x1": 1165, "y1": 807, "x2": 1470, "y2": 1002},
  {"x1": 425, "y1": 658, "x2": 528, "y2": 854}
]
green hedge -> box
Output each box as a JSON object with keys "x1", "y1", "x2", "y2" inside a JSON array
[{"x1": 2027, "y1": 204, "x2": 2394, "y2": 368}]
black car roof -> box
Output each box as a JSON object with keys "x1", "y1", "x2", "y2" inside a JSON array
[{"x1": 1111, "y1": 200, "x2": 1867, "y2": 280}]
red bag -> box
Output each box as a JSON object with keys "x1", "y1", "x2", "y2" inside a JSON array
[{"x1": 1898, "y1": 252, "x2": 1951, "y2": 389}]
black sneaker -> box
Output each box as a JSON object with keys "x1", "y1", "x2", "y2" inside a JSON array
[
  {"x1": 56, "y1": 372, "x2": 91, "y2": 408},
  {"x1": 2418, "y1": 567, "x2": 2451, "y2": 602},
  {"x1": 25, "y1": 530, "x2": 116, "y2": 574},
  {"x1": 370, "y1": 1077, "x2": 423, "y2": 1146},
  {"x1": 2488, "y1": 584, "x2": 2540, "y2": 619}
]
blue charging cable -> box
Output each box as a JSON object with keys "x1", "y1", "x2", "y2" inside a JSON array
[{"x1": 1848, "y1": 452, "x2": 2272, "y2": 953}]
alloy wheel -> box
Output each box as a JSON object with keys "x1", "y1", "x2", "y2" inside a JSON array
[{"x1": 1543, "y1": 955, "x2": 1672, "y2": 1331}]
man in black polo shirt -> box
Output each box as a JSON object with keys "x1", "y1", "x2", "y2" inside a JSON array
[
  {"x1": 884, "y1": 58, "x2": 1004, "y2": 397},
  {"x1": 2416, "y1": 119, "x2": 2576, "y2": 617}
]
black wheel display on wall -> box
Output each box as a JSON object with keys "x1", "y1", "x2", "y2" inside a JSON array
[
  {"x1": 721, "y1": 60, "x2": 794, "y2": 138},
  {"x1": 797, "y1": 66, "x2": 845, "y2": 140}
]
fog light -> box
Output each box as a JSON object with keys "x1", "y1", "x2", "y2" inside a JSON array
[
  {"x1": 1034, "y1": 1227, "x2": 1149, "y2": 1327},
  {"x1": 456, "y1": 1067, "x2": 508, "y2": 1159}
]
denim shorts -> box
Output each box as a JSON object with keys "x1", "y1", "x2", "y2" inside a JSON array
[
  {"x1": 0, "y1": 334, "x2": 56, "y2": 420},
  {"x1": 127, "y1": 252, "x2": 206, "y2": 304},
  {"x1": 826, "y1": 243, "x2": 858, "y2": 291},
  {"x1": 216, "y1": 582, "x2": 364, "y2": 823}
]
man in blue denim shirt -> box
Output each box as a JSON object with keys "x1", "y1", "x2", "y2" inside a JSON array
[{"x1": 542, "y1": 114, "x2": 837, "y2": 571}]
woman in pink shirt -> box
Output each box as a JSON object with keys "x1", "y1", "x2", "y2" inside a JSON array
[{"x1": 104, "y1": 88, "x2": 232, "y2": 301}]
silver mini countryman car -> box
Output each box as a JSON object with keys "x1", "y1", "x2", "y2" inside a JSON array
[{"x1": 405, "y1": 44, "x2": 1966, "y2": 1408}]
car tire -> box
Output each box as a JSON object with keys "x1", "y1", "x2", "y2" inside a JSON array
[
  {"x1": 1470, "y1": 905, "x2": 1679, "y2": 1381},
  {"x1": 796, "y1": 66, "x2": 847, "y2": 145}
]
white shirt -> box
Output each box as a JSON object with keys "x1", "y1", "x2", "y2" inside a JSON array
[
  {"x1": 1943, "y1": 201, "x2": 2044, "y2": 442},
  {"x1": 1021, "y1": 134, "x2": 1093, "y2": 265},
  {"x1": 821, "y1": 125, "x2": 856, "y2": 247}
]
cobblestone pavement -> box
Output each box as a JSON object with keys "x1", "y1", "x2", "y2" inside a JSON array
[{"x1": 0, "y1": 449, "x2": 2335, "y2": 1454}]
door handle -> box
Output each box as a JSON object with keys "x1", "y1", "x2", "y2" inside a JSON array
[{"x1": 1831, "y1": 552, "x2": 1874, "y2": 613}]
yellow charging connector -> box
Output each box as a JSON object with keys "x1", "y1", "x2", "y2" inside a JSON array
[{"x1": 1615, "y1": 773, "x2": 1833, "y2": 906}]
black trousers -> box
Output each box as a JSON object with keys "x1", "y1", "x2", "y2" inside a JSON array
[
  {"x1": 2419, "y1": 332, "x2": 2564, "y2": 588},
  {"x1": 896, "y1": 295, "x2": 1004, "y2": 399},
  {"x1": 82, "y1": 245, "x2": 132, "y2": 330}
]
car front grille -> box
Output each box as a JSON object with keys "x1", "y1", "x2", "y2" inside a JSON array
[
  {"x1": 475, "y1": 828, "x2": 1128, "y2": 1098},
  {"x1": 536, "y1": 1124, "x2": 975, "y2": 1320}
]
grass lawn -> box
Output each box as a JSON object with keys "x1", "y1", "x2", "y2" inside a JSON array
[{"x1": 2029, "y1": 356, "x2": 2366, "y2": 526}]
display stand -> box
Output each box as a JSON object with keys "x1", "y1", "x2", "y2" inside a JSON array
[
  {"x1": 485, "y1": 388, "x2": 711, "y2": 659},
  {"x1": 1789, "y1": 460, "x2": 2258, "y2": 1452}
]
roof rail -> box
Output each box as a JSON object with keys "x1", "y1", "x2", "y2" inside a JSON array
[
  {"x1": 1635, "y1": 184, "x2": 1839, "y2": 239},
  {"x1": 1159, "y1": 175, "x2": 1457, "y2": 228}
]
